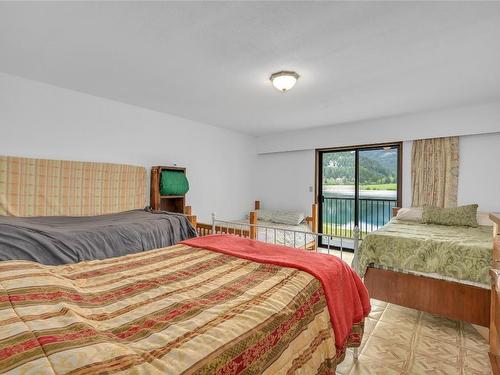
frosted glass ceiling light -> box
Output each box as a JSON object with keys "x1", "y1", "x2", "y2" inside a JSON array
[{"x1": 270, "y1": 71, "x2": 299, "y2": 92}]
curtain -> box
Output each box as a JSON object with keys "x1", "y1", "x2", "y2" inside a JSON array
[{"x1": 411, "y1": 137, "x2": 459, "y2": 208}]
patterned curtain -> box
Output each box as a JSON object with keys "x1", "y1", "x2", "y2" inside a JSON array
[{"x1": 411, "y1": 137, "x2": 459, "y2": 208}]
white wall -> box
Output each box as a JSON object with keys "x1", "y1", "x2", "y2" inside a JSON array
[
  {"x1": 0, "y1": 72, "x2": 256, "y2": 222},
  {"x1": 256, "y1": 135, "x2": 500, "y2": 215},
  {"x1": 255, "y1": 143, "x2": 412, "y2": 215},
  {"x1": 256, "y1": 101, "x2": 500, "y2": 214},
  {"x1": 2, "y1": 72, "x2": 499, "y2": 221},
  {"x1": 257, "y1": 101, "x2": 500, "y2": 154},
  {"x1": 458, "y1": 132, "x2": 500, "y2": 212},
  {"x1": 256, "y1": 149, "x2": 316, "y2": 215}
]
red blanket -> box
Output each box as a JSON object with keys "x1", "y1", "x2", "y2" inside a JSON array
[{"x1": 181, "y1": 235, "x2": 371, "y2": 351}]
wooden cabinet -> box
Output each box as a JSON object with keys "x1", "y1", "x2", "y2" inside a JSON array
[
  {"x1": 490, "y1": 213, "x2": 500, "y2": 374},
  {"x1": 150, "y1": 166, "x2": 187, "y2": 213}
]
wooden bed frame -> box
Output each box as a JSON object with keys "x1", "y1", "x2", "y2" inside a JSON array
[
  {"x1": 365, "y1": 207, "x2": 493, "y2": 327},
  {"x1": 489, "y1": 214, "x2": 500, "y2": 373},
  {"x1": 192, "y1": 201, "x2": 319, "y2": 249},
  {"x1": 182, "y1": 205, "x2": 200, "y2": 230},
  {"x1": 195, "y1": 213, "x2": 254, "y2": 238},
  {"x1": 253, "y1": 200, "x2": 318, "y2": 233}
]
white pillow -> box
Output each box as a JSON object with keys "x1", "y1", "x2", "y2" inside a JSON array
[
  {"x1": 271, "y1": 210, "x2": 305, "y2": 225},
  {"x1": 477, "y1": 212, "x2": 493, "y2": 226},
  {"x1": 395, "y1": 207, "x2": 423, "y2": 222}
]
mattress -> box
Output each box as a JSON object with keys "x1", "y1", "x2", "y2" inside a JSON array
[
  {"x1": 0, "y1": 209, "x2": 197, "y2": 265},
  {"x1": 354, "y1": 218, "x2": 493, "y2": 286},
  {"x1": 0, "y1": 235, "x2": 369, "y2": 375}
]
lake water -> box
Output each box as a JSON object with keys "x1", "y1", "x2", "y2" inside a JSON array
[
  {"x1": 322, "y1": 186, "x2": 397, "y2": 237},
  {"x1": 323, "y1": 185, "x2": 397, "y2": 199}
]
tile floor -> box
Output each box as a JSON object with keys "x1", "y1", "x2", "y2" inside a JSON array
[
  {"x1": 319, "y1": 248, "x2": 355, "y2": 265},
  {"x1": 324, "y1": 247, "x2": 490, "y2": 374},
  {"x1": 337, "y1": 299, "x2": 491, "y2": 375}
]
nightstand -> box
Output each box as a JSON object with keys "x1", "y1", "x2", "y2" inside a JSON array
[{"x1": 150, "y1": 166, "x2": 187, "y2": 213}]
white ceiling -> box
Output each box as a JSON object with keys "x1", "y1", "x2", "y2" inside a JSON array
[{"x1": 1, "y1": 1, "x2": 500, "y2": 136}]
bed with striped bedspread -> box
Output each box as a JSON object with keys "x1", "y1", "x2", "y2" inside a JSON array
[{"x1": 0, "y1": 236, "x2": 369, "y2": 375}]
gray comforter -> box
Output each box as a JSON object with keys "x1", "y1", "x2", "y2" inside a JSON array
[{"x1": 0, "y1": 209, "x2": 197, "y2": 265}]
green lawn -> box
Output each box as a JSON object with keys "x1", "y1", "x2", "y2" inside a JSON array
[
  {"x1": 359, "y1": 183, "x2": 397, "y2": 191},
  {"x1": 323, "y1": 183, "x2": 397, "y2": 191}
]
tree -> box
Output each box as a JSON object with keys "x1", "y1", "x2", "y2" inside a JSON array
[{"x1": 323, "y1": 150, "x2": 397, "y2": 186}]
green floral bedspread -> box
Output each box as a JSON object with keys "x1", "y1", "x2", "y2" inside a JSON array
[{"x1": 354, "y1": 219, "x2": 493, "y2": 285}]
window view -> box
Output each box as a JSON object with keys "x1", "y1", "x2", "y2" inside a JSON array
[{"x1": 318, "y1": 144, "x2": 400, "y2": 246}]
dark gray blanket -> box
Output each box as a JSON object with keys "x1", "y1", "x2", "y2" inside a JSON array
[{"x1": 0, "y1": 210, "x2": 197, "y2": 265}]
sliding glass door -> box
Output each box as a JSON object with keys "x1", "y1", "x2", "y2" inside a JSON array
[
  {"x1": 317, "y1": 143, "x2": 401, "y2": 248},
  {"x1": 319, "y1": 150, "x2": 357, "y2": 239}
]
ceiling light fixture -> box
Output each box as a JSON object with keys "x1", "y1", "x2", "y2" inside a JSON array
[{"x1": 270, "y1": 71, "x2": 299, "y2": 92}]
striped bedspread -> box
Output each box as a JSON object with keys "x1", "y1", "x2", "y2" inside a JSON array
[{"x1": 0, "y1": 240, "x2": 366, "y2": 374}]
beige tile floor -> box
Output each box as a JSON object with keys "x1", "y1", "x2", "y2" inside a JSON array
[
  {"x1": 319, "y1": 248, "x2": 355, "y2": 265},
  {"x1": 324, "y1": 249, "x2": 490, "y2": 374},
  {"x1": 336, "y1": 299, "x2": 491, "y2": 375}
]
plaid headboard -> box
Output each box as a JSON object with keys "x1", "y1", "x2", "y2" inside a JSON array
[{"x1": 0, "y1": 156, "x2": 147, "y2": 217}]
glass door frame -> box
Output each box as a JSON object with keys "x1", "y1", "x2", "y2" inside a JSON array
[{"x1": 315, "y1": 141, "x2": 403, "y2": 248}]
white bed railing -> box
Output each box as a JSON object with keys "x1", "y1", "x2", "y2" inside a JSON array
[{"x1": 210, "y1": 212, "x2": 360, "y2": 260}]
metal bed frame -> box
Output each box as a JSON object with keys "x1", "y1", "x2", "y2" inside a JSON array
[{"x1": 210, "y1": 212, "x2": 360, "y2": 258}]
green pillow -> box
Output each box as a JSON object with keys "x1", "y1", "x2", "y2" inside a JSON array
[
  {"x1": 160, "y1": 170, "x2": 189, "y2": 196},
  {"x1": 422, "y1": 204, "x2": 479, "y2": 227}
]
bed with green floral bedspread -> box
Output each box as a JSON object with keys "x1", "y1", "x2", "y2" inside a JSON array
[{"x1": 354, "y1": 219, "x2": 493, "y2": 286}]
